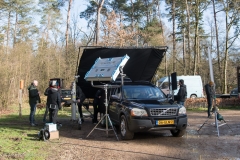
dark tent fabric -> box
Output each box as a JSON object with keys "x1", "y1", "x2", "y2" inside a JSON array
[{"x1": 77, "y1": 47, "x2": 167, "y2": 98}]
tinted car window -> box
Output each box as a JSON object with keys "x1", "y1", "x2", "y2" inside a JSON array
[
  {"x1": 62, "y1": 90, "x2": 71, "y2": 95},
  {"x1": 122, "y1": 85, "x2": 165, "y2": 99}
]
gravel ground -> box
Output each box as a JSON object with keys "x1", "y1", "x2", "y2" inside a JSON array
[{"x1": 46, "y1": 110, "x2": 240, "y2": 160}]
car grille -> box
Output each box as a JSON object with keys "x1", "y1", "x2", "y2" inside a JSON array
[{"x1": 150, "y1": 108, "x2": 178, "y2": 116}]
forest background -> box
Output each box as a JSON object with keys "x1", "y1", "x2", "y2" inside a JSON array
[{"x1": 0, "y1": 0, "x2": 240, "y2": 109}]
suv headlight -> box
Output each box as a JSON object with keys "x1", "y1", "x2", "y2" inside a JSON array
[
  {"x1": 131, "y1": 108, "x2": 148, "y2": 116},
  {"x1": 178, "y1": 106, "x2": 186, "y2": 115}
]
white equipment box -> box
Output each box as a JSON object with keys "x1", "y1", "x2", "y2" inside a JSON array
[
  {"x1": 84, "y1": 55, "x2": 130, "y2": 82},
  {"x1": 45, "y1": 123, "x2": 57, "y2": 132}
]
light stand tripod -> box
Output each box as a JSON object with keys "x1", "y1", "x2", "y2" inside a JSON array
[
  {"x1": 70, "y1": 75, "x2": 83, "y2": 130},
  {"x1": 86, "y1": 82, "x2": 120, "y2": 140},
  {"x1": 197, "y1": 47, "x2": 232, "y2": 137},
  {"x1": 197, "y1": 105, "x2": 233, "y2": 136},
  {"x1": 84, "y1": 55, "x2": 130, "y2": 140}
]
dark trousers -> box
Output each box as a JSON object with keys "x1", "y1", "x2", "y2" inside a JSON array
[
  {"x1": 93, "y1": 103, "x2": 98, "y2": 122},
  {"x1": 29, "y1": 103, "x2": 37, "y2": 124},
  {"x1": 49, "y1": 108, "x2": 58, "y2": 124},
  {"x1": 93, "y1": 103, "x2": 105, "y2": 122},
  {"x1": 43, "y1": 104, "x2": 49, "y2": 122},
  {"x1": 207, "y1": 97, "x2": 213, "y2": 117},
  {"x1": 77, "y1": 103, "x2": 83, "y2": 118}
]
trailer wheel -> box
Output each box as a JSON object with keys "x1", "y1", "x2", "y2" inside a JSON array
[{"x1": 190, "y1": 94, "x2": 197, "y2": 99}]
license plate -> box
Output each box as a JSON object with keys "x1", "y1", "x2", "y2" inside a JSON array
[
  {"x1": 63, "y1": 98, "x2": 71, "y2": 100},
  {"x1": 156, "y1": 120, "x2": 174, "y2": 125}
]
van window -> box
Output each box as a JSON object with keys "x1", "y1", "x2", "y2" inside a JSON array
[{"x1": 161, "y1": 82, "x2": 169, "y2": 89}]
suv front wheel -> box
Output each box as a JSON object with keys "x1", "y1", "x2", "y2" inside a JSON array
[
  {"x1": 170, "y1": 129, "x2": 186, "y2": 137},
  {"x1": 120, "y1": 115, "x2": 134, "y2": 140}
]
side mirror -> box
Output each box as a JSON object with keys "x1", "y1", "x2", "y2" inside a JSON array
[{"x1": 168, "y1": 99, "x2": 174, "y2": 105}]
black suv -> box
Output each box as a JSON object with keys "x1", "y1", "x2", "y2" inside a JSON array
[
  {"x1": 61, "y1": 89, "x2": 72, "y2": 107},
  {"x1": 108, "y1": 81, "x2": 188, "y2": 140}
]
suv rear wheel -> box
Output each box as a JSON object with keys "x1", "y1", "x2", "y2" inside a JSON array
[
  {"x1": 120, "y1": 115, "x2": 134, "y2": 140},
  {"x1": 170, "y1": 129, "x2": 186, "y2": 137}
]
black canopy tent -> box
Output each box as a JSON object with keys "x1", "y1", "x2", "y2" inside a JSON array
[{"x1": 77, "y1": 47, "x2": 167, "y2": 98}]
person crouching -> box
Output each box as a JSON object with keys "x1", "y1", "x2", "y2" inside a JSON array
[{"x1": 46, "y1": 82, "x2": 61, "y2": 124}]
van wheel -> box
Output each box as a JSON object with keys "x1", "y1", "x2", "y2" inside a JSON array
[
  {"x1": 190, "y1": 94, "x2": 197, "y2": 99},
  {"x1": 120, "y1": 115, "x2": 134, "y2": 140}
]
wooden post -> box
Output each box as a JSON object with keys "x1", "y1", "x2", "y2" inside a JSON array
[{"x1": 19, "y1": 80, "x2": 24, "y2": 117}]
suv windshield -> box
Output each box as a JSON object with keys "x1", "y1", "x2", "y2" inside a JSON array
[
  {"x1": 122, "y1": 85, "x2": 165, "y2": 99},
  {"x1": 62, "y1": 90, "x2": 71, "y2": 95}
]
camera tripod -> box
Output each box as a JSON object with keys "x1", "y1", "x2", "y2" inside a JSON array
[
  {"x1": 86, "y1": 83, "x2": 119, "y2": 141},
  {"x1": 197, "y1": 106, "x2": 233, "y2": 137}
]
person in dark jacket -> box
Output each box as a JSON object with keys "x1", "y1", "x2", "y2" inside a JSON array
[
  {"x1": 46, "y1": 82, "x2": 61, "y2": 124},
  {"x1": 92, "y1": 89, "x2": 105, "y2": 124},
  {"x1": 176, "y1": 79, "x2": 187, "y2": 106},
  {"x1": 28, "y1": 80, "x2": 41, "y2": 126},
  {"x1": 43, "y1": 81, "x2": 61, "y2": 123},
  {"x1": 76, "y1": 85, "x2": 86, "y2": 123},
  {"x1": 205, "y1": 81, "x2": 214, "y2": 118}
]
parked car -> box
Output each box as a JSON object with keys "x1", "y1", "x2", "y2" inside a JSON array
[
  {"x1": 108, "y1": 80, "x2": 188, "y2": 140},
  {"x1": 61, "y1": 89, "x2": 72, "y2": 107},
  {"x1": 230, "y1": 88, "x2": 238, "y2": 98}
]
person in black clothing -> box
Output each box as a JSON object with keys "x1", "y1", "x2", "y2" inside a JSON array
[
  {"x1": 76, "y1": 85, "x2": 86, "y2": 123},
  {"x1": 28, "y1": 80, "x2": 41, "y2": 126},
  {"x1": 176, "y1": 79, "x2": 187, "y2": 106},
  {"x1": 43, "y1": 87, "x2": 50, "y2": 123},
  {"x1": 205, "y1": 81, "x2": 214, "y2": 118},
  {"x1": 43, "y1": 82, "x2": 61, "y2": 123},
  {"x1": 46, "y1": 82, "x2": 61, "y2": 124},
  {"x1": 92, "y1": 89, "x2": 105, "y2": 124}
]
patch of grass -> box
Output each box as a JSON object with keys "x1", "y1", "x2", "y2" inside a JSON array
[
  {"x1": 0, "y1": 103, "x2": 74, "y2": 160},
  {"x1": 0, "y1": 125, "x2": 48, "y2": 159}
]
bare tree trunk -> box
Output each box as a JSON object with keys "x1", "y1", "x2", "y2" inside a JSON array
[
  {"x1": 65, "y1": 0, "x2": 72, "y2": 54},
  {"x1": 224, "y1": 9, "x2": 229, "y2": 94},
  {"x1": 185, "y1": 0, "x2": 191, "y2": 74},
  {"x1": 183, "y1": 31, "x2": 186, "y2": 75},
  {"x1": 95, "y1": 0, "x2": 105, "y2": 45},
  {"x1": 193, "y1": 0, "x2": 199, "y2": 75},
  {"x1": 212, "y1": 0, "x2": 222, "y2": 89},
  {"x1": 13, "y1": 12, "x2": 18, "y2": 48},
  {"x1": 6, "y1": 11, "x2": 11, "y2": 54},
  {"x1": 172, "y1": 0, "x2": 176, "y2": 72}
]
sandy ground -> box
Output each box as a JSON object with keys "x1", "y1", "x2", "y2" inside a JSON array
[{"x1": 45, "y1": 109, "x2": 240, "y2": 160}]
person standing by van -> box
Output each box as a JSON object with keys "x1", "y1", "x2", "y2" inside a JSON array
[
  {"x1": 176, "y1": 79, "x2": 187, "y2": 106},
  {"x1": 205, "y1": 81, "x2": 214, "y2": 118}
]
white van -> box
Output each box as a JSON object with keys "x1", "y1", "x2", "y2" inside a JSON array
[{"x1": 158, "y1": 75, "x2": 204, "y2": 98}]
